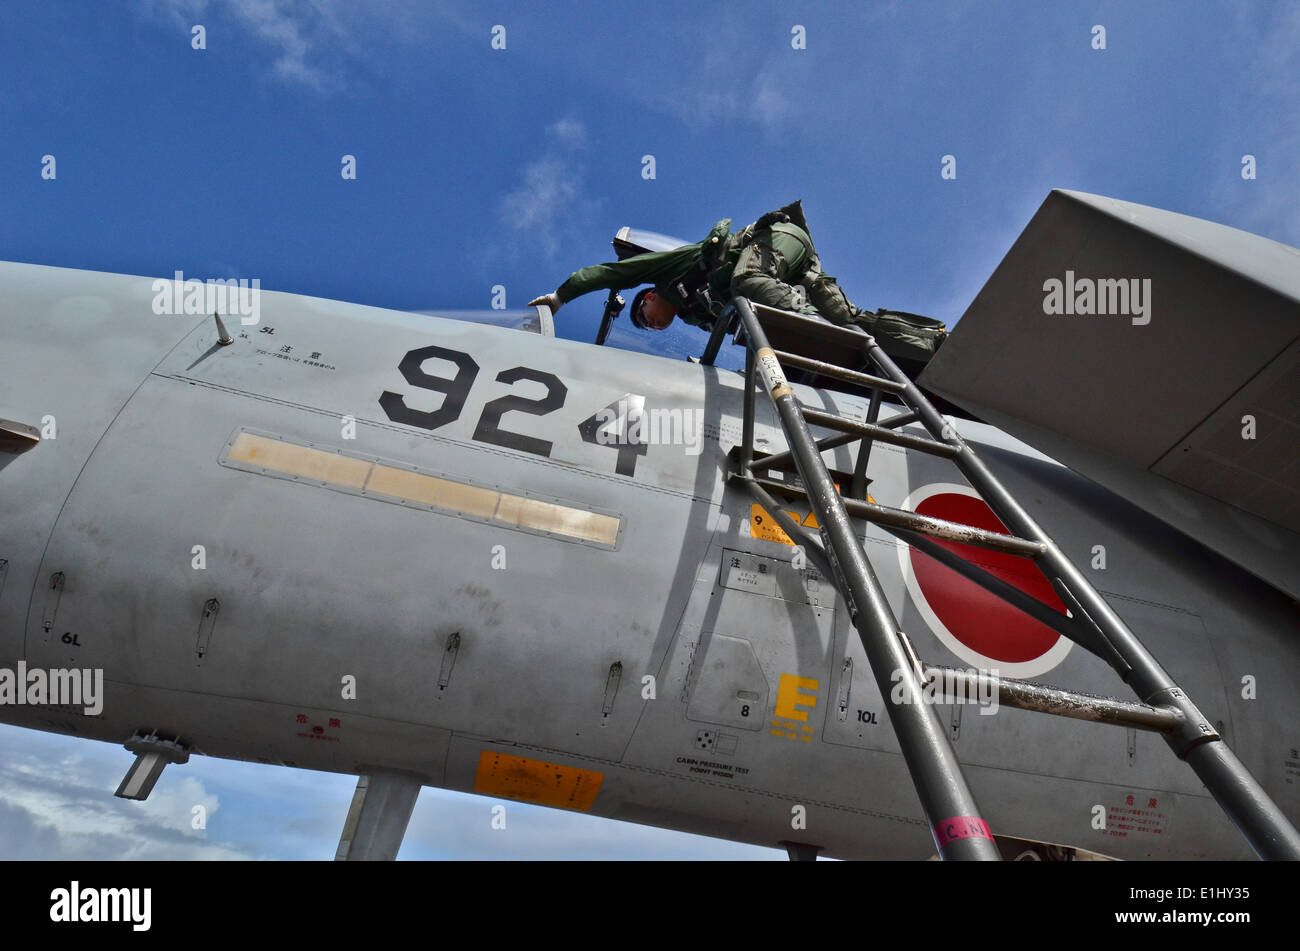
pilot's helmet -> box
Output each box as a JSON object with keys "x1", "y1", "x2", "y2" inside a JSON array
[{"x1": 629, "y1": 287, "x2": 653, "y2": 329}]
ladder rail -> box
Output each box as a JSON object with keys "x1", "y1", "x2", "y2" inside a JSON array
[{"x1": 732, "y1": 297, "x2": 1002, "y2": 861}]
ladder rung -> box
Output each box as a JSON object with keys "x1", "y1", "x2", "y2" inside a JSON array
[
  {"x1": 772, "y1": 350, "x2": 906, "y2": 393},
  {"x1": 922, "y1": 665, "x2": 1181, "y2": 732},
  {"x1": 751, "y1": 477, "x2": 1046, "y2": 558},
  {"x1": 751, "y1": 431, "x2": 860, "y2": 473},
  {"x1": 800, "y1": 407, "x2": 958, "y2": 458},
  {"x1": 879, "y1": 410, "x2": 919, "y2": 429},
  {"x1": 759, "y1": 407, "x2": 930, "y2": 472},
  {"x1": 753, "y1": 411, "x2": 921, "y2": 473}
]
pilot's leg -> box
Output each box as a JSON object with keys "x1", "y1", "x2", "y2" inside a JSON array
[
  {"x1": 799, "y1": 252, "x2": 866, "y2": 327},
  {"x1": 802, "y1": 258, "x2": 948, "y2": 361},
  {"x1": 731, "y1": 229, "x2": 818, "y2": 315}
]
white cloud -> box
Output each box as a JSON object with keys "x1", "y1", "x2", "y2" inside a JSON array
[
  {"x1": 231, "y1": 0, "x2": 325, "y2": 88},
  {"x1": 0, "y1": 732, "x2": 256, "y2": 860},
  {"x1": 499, "y1": 117, "x2": 601, "y2": 261},
  {"x1": 500, "y1": 156, "x2": 579, "y2": 255},
  {"x1": 638, "y1": 52, "x2": 796, "y2": 134},
  {"x1": 138, "y1": 0, "x2": 468, "y2": 91},
  {"x1": 142, "y1": 0, "x2": 335, "y2": 90},
  {"x1": 547, "y1": 117, "x2": 588, "y2": 150},
  {"x1": 601, "y1": 8, "x2": 892, "y2": 135},
  {"x1": 751, "y1": 71, "x2": 794, "y2": 130}
]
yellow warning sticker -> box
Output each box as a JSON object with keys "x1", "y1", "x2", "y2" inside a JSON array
[
  {"x1": 749, "y1": 503, "x2": 802, "y2": 545},
  {"x1": 473, "y1": 750, "x2": 604, "y2": 811},
  {"x1": 749, "y1": 497, "x2": 872, "y2": 545}
]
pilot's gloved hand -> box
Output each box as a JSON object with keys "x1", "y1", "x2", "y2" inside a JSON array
[{"x1": 527, "y1": 292, "x2": 563, "y2": 312}]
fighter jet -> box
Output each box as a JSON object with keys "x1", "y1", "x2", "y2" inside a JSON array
[{"x1": 1, "y1": 189, "x2": 1297, "y2": 860}]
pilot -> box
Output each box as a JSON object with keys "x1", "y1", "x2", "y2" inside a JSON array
[{"x1": 528, "y1": 201, "x2": 947, "y2": 361}]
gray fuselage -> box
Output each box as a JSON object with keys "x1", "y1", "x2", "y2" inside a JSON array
[{"x1": 2, "y1": 262, "x2": 1296, "y2": 859}]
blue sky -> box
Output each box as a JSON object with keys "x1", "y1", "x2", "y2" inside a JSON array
[{"x1": 1, "y1": 1, "x2": 1297, "y2": 859}]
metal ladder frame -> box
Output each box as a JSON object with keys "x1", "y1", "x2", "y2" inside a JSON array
[{"x1": 719, "y1": 296, "x2": 1300, "y2": 861}]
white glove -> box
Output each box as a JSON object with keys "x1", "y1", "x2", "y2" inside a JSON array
[{"x1": 528, "y1": 292, "x2": 563, "y2": 312}]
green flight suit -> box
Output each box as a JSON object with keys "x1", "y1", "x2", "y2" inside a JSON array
[
  {"x1": 555, "y1": 217, "x2": 747, "y2": 328},
  {"x1": 555, "y1": 208, "x2": 946, "y2": 360}
]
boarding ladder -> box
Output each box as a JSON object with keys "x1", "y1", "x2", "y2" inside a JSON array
[{"x1": 709, "y1": 297, "x2": 1300, "y2": 861}]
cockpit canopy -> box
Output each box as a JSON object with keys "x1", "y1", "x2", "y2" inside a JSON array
[
  {"x1": 612, "y1": 227, "x2": 691, "y2": 260},
  {"x1": 412, "y1": 309, "x2": 553, "y2": 337}
]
